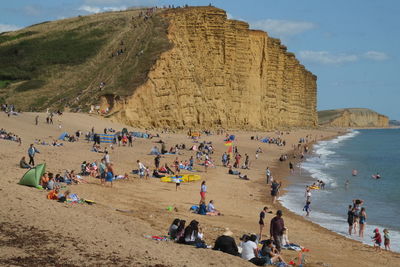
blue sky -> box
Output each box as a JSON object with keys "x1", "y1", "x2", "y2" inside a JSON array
[{"x1": 1, "y1": 0, "x2": 399, "y2": 119}]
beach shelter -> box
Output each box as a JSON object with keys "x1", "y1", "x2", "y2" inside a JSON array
[
  {"x1": 58, "y1": 132, "x2": 68, "y2": 140},
  {"x1": 18, "y1": 163, "x2": 46, "y2": 187}
]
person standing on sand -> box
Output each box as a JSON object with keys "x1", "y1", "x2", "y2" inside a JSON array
[
  {"x1": 359, "y1": 207, "x2": 367, "y2": 238},
  {"x1": 259, "y1": 207, "x2": 272, "y2": 240},
  {"x1": 266, "y1": 167, "x2": 271, "y2": 184},
  {"x1": 35, "y1": 115, "x2": 39, "y2": 125},
  {"x1": 154, "y1": 154, "x2": 161, "y2": 169},
  {"x1": 200, "y1": 181, "x2": 207, "y2": 203},
  {"x1": 271, "y1": 180, "x2": 281, "y2": 204},
  {"x1": 383, "y1": 229, "x2": 390, "y2": 251},
  {"x1": 270, "y1": 210, "x2": 285, "y2": 252},
  {"x1": 303, "y1": 201, "x2": 311, "y2": 216},
  {"x1": 137, "y1": 160, "x2": 146, "y2": 179},
  {"x1": 347, "y1": 205, "x2": 354, "y2": 235},
  {"x1": 289, "y1": 162, "x2": 294, "y2": 174}
]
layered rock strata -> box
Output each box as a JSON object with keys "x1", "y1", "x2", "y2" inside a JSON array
[
  {"x1": 318, "y1": 108, "x2": 389, "y2": 128},
  {"x1": 109, "y1": 7, "x2": 317, "y2": 129}
]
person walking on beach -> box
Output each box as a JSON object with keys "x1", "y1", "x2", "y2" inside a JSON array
[
  {"x1": 289, "y1": 162, "x2": 294, "y2": 174},
  {"x1": 259, "y1": 207, "x2": 271, "y2": 240},
  {"x1": 271, "y1": 180, "x2": 281, "y2": 204},
  {"x1": 200, "y1": 181, "x2": 207, "y2": 203},
  {"x1": 303, "y1": 201, "x2": 311, "y2": 216},
  {"x1": 270, "y1": 210, "x2": 285, "y2": 252},
  {"x1": 28, "y1": 144, "x2": 39, "y2": 166},
  {"x1": 359, "y1": 207, "x2": 367, "y2": 238},
  {"x1": 35, "y1": 115, "x2": 39, "y2": 125},
  {"x1": 372, "y1": 228, "x2": 382, "y2": 252}
]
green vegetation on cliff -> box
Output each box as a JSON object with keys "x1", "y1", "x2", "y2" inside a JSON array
[{"x1": 0, "y1": 9, "x2": 171, "y2": 111}]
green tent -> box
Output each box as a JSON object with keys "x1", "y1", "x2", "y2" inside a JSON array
[{"x1": 19, "y1": 163, "x2": 46, "y2": 187}]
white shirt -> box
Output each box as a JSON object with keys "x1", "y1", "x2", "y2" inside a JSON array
[
  {"x1": 241, "y1": 241, "x2": 257, "y2": 260},
  {"x1": 104, "y1": 154, "x2": 110, "y2": 164},
  {"x1": 207, "y1": 202, "x2": 215, "y2": 212},
  {"x1": 138, "y1": 162, "x2": 146, "y2": 170},
  {"x1": 201, "y1": 184, "x2": 207, "y2": 192}
]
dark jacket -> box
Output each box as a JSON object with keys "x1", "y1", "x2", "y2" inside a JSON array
[
  {"x1": 270, "y1": 216, "x2": 284, "y2": 237},
  {"x1": 213, "y1": 235, "x2": 239, "y2": 256}
]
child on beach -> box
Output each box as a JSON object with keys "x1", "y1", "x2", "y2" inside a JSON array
[
  {"x1": 383, "y1": 229, "x2": 390, "y2": 251},
  {"x1": 372, "y1": 228, "x2": 382, "y2": 252},
  {"x1": 303, "y1": 201, "x2": 311, "y2": 216}
]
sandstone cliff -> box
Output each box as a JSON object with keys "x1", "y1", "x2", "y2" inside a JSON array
[
  {"x1": 318, "y1": 108, "x2": 389, "y2": 128},
  {"x1": 108, "y1": 7, "x2": 317, "y2": 129}
]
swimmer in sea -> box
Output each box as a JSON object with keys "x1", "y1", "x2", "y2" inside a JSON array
[
  {"x1": 372, "y1": 173, "x2": 381, "y2": 179},
  {"x1": 352, "y1": 169, "x2": 358, "y2": 176},
  {"x1": 345, "y1": 179, "x2": 350, "y2": 190}
]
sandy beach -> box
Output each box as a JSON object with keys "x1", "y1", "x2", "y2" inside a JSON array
[{"x1": 1, "y1": 112, "x2": 399, "y2": 267}]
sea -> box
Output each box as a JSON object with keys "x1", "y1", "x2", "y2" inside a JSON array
[{"x1": 280, "y1": 128, "x2": 400, "y2": 252}]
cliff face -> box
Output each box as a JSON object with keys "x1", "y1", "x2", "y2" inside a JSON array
[
  {"x1": 108, "y1": 7, "x2": 317, "y2": 129},
  {"x1": 318, "y1": 108, "x2": 389, "y2": 128}
]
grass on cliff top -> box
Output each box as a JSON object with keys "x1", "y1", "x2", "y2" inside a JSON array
[
  {"x1": 0, "y1": 9, "x2": 172, "y2": 111},
  {"x1": 318, "y1": 110, "x2": 344, "y2": 124},
  {"x1": 0, "y1": 28, "x2": 106, "y2": 81}
]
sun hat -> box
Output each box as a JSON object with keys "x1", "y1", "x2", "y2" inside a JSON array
[{"x1": 223, "y1": 228, "x2": 233, "y2": 236}]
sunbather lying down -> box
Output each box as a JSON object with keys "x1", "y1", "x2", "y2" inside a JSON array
[{"x1": 239, "y1": 174, "x2": 249, "y2": 180}]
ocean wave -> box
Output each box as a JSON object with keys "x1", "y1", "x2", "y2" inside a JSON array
[{"x1": 301, "y1": 130, "x2": 360, "y2": 187}]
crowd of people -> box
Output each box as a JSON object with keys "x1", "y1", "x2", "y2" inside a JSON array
[
  {"x1": 166, "y1": 209, "x2": 289, "y2": 266},
  {"x1": 0, "y1": 128, "x2": 22, "y2": 145}
]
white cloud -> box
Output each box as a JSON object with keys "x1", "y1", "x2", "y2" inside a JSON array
[
  {"x1": 79, "y1": 5, "x2": 102, "y2": 13},
  {"x1": 299, "y1": 50, "x2": 389, "y2": 65},
  {"x1": 0, "y1": 24, "x2": 21, "y2": 33},
  {"x1": 299, "y1": 51, "x2": 358, "y2": 65},
  {"x1": 364, "y1": 51, "x2": 388, "y2": 61},
  {"x1": 78, "y1": 5, "x2": 127, "y2": 13},
  {"x1": 226, "y1": 13, "x2": 233, "y2": 19},
  {"x1": 251, "y1": 19, "x2": 316, "y2": 37}
]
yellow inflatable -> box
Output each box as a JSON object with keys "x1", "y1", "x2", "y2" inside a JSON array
[
  {"x1": 160, "y1": 174, "x2": 201, "y2": 183},
  {"x1": 309, "y1": 186, "x2": 320, "y2": 190}
]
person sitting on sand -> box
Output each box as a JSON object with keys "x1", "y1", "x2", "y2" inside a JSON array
[
  {"x1": 241, "y1": 234, "x2": 266, "y2": 265},
  {"x1": 213, "y1": 229, "x2": 239, "y2": 256},
  {"x1": 19, "y1": 156, "x2": 31, "y2": 169},
  {"x1": 41, "y1": 172, "x2": 50, "y2": 188},
  {"x1": 260, "y1": 239, "x2": 286, "y2": 265},
  {"x1": 46, "y1": 173, "x2": 60, "y2": 190},
  {"x1": 207, "y1": 200, "x2": 221, "y2": 216},
  {"x1": 168, "y1": 218, "x2": 180, "y2": 240},
  {"x1": 176, "y1": 220, "x2": 186, "y2": 242},
  {"x1": 183, "y1": 220, "x2": 207, "y2": 247},
  {"x1": 198, "y1": 201, "x2": 207, "y2": 215}
]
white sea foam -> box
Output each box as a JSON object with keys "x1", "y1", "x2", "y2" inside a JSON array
[
  {"x1": 280, "y1": 192, "x2": 400, "y2": 252},
  {"x1": 281, "y1": 129, "x2": 399, "y2": 252}
]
